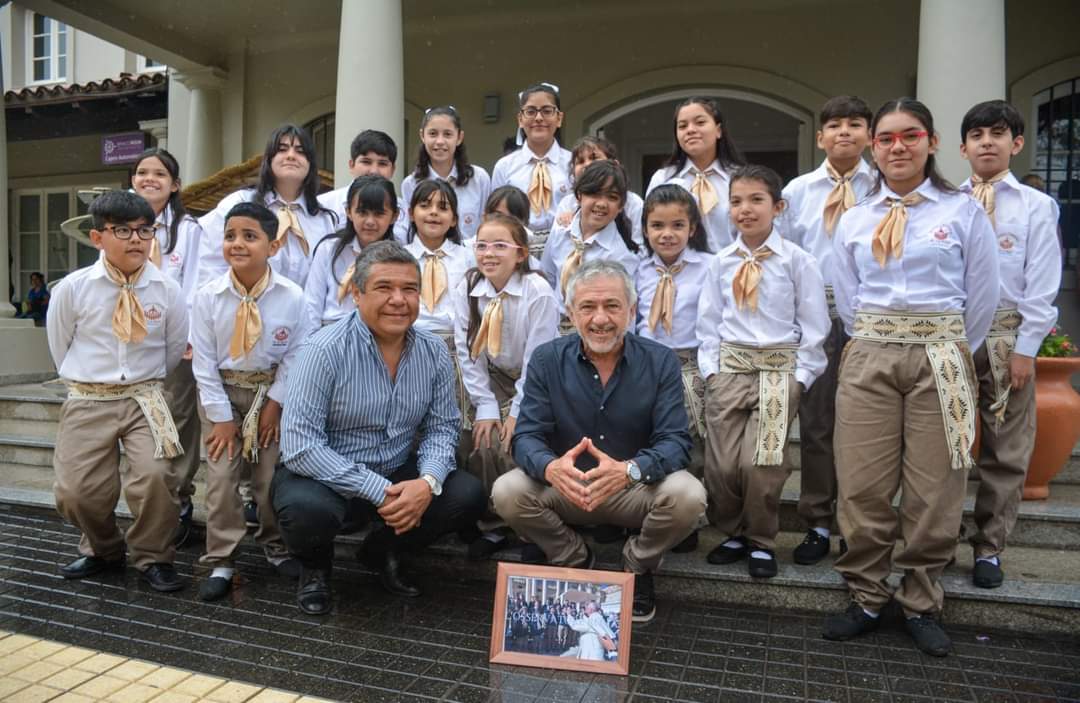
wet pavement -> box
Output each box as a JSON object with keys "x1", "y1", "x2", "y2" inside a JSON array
[{"x1": 0, "y1": 504, "x2": 1078, "y2": 702}]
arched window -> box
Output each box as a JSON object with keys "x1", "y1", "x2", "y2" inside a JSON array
[
  {"x1": 303, "y1": 113, "x2": 335, "y2": 174},
  {"x1": 1034, "y1": 80, "x2": 1079, "y2": 262}
]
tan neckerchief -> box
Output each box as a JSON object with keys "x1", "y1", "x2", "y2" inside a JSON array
[
  {"x1": 276, "y1": 203, "x2": 309, "y2": 256},
  {"x1": 690, "y1": 169, "x2": 719, "y2": 215},
  {"x1": 470, "y1": 291, "x2": 508, "y2": 360},
  {"x1": 871, "y1": 192, "x2": 926, "y2": 267},
  {"x1": 732, "y1": 246, "x2": 774, "y2": 312},
  {"x1": 823, "y1": 161, "x2": 859, "y2": 236},
  {"x1": 102, "y1": 258, "x2": 149, "y2": 344},
  {"x1": 228, "y1": 267, "x2": 271, "y2": 360},
  {"x1": 528, "y1": 159, "x2": 552, "y2": 216},
  {"x1": 420, "y1": 249, "x2": 449, "y2": 312},
  {"x1": 969, "y1": 170, "x2": 1009, "y2": 228},
  {"x1": 648, "y1": 261, "x2": 686, "y2": 335}
]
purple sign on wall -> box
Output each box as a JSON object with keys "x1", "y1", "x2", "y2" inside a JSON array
[{"x1": 101, "y1": 132, "x2": 147, "y2": 166}]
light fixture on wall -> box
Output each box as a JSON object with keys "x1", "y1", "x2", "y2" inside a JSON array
[{"x1": 483, "y1": 92, "x2": 500, "y2": 123}]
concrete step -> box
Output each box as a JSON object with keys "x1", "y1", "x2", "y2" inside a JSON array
[{"x1": 3, "y1": 488, "x2": 1075, "y2": 637}]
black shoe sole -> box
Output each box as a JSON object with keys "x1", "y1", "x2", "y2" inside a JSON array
[
  {"x1": 297, "y1": 598, "x2": 332, "y2": 615},
  {"x1": 972, "y1": 577, "x2": 1004, "y2": 589},
  {"x1": 60, "y1": 561, "x2": 125, "y2": 580},
  {"x1": 141, "y1": 575, "x2": 185, "y2": 593},
  {"x1": 632, "y1": 605, "x2": 656, "y2": 623},
  {"x1": 706, "y1": 548, "x2": 747, "y2": 565},
  {"x1": 792, "y1": 546, "x2": 830, "y2": 565}
]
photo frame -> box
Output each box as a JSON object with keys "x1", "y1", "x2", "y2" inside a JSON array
[{"x1": 489, "y1": 562, "x2": 634, "y2": 676}]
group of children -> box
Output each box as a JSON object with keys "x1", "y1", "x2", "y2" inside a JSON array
[{"x1": 45, "y1": 80, "x2": 1061, "y2": 657}]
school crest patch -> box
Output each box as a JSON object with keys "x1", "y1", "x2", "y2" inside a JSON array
[
  {"x1": 998, "y1": 233, "x2": 1017, "y2": 251},
  {"x1": 144, "y1": 303, "x2": 163, "y2": 325},
  {"x1": 272, "y1": 326, "x2": 290, "y2": 347},
  {"x1": 169, "y1": 252, "x2": 182, "y2": 266}
]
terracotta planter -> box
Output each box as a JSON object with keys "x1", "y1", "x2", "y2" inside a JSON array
[{"x1": 1024, "y1": 356, "x2": 1080, "y2": 500}]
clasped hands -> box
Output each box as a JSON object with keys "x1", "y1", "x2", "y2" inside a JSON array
[{"x1": 543, "y1": 437, "x2": 632, "y2": 512}]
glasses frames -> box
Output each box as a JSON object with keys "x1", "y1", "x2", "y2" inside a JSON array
[
  {"x1": 873, "y1": 130, "x2": 929, "y2": 149},
  {"x1": 474, "y1": 241, "x2": 522, "y2": 254},
  {"x1": 102, "y1": 225, "x2": 157, "y2": 241},
  {"x1": 520, "y1": 106, "x2": 560, "y2": 120}
]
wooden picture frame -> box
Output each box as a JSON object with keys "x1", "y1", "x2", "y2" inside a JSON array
[{"x1": 489, "y1": 562, "x2": 634, "y2": 676}]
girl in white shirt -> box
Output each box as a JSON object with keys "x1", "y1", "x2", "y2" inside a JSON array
[
  {"x1": 303, "y1": 175, "x2": 398, "y2": 331},
  {"x1": 129, "y1": 148, "x2": 204, "y2": 543},
  {"x1": 696, "y1": 165, "x2": 828, "y2": 579},
  {"x1": 647, "y1": 97, "x2": 746, "y2": 253},
  {"x1": 824, "y1": 98, "x2": 1000, "y2": 657},
  {"x1": 555, "y1": 136, "x2": 645, "y2": 251},
  {"x1": 635, "y1": 185, "x2": 712, "y2": 484},
  {"x1": 198, "y1": 124, "x2": 338, "y2": 288},
  {"x1": 404, "y1": 179, "x2": 472, "y2": 336},
  {"x1": 453, "y1": 213, "x2": 559, "y2": 559},
  {"x1": 490, "y1": 83, "x2": 573, "y2": 237},
  {"x1": 402, "y1": 106, "x2": 491, "y2": 239},
  {"x1": 540, "y1": 160, "x2": 641, "y2": 319}
]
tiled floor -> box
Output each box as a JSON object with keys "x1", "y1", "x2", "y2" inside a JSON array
[{"x1": 1, "y1": 504, "x2": 1078, "y2": 702}]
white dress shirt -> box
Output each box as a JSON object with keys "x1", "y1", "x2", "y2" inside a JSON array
[
  {"x1": 199, "y1": 189, "x2": 339, "y2": 288},
  {"x1": 152, "y1": 204, "x2": 203, "y2": 309},
  {"x1": 303, "y1": 236, "x2": 362, "y2": 332},
  {"x1": 47, "y1": 258, "x2": 188, "y2": 384},
  {"x1": 452, "y1": 271, "x2": 559, "y2": 421},
  {"x1": 491, "y1": 143, "x2": 573, "y2": 232},
  {"x1": 635, "y1": 248, "x2": 713, "y2": 349},
  {"x1": 779, "y1": 159, "x2": 875, "y2": 286},
  {"x1": 556, "y1": 190, "x2": 646, "y2": 253},
  {"x1": 540, "y1": 212, "x2": 642, "y2": 314},
  {"x1": 402, "y1": 164, "x2": 492, "y2": 240},
  {"x1": 404, "y1": 237, "x2": 472, "y2": 333},
  {"x1": 647, "y1": 159, "x2": 733, "y2": 252},
  {"x1": 959, "y1": 171, "x2": 1062, "y2": 356},
  {"x1": 696, "y1": 230, "x2": 829, "y2": 389},
  {"x1": 832, "y1": 179, "x2": 1001, "y2": 351},
  {"x1": 190, "y1": 268, "x2": 312, "y2": 423},
  {"x1": 317, "y1": 185, "x2": 410, "y2": 244}
]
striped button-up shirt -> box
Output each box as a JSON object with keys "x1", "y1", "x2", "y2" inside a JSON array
[{"x1": 280, "y1": 311, "x2": 461, "y2": 504}]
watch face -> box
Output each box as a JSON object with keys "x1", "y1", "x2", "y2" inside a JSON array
[{"x1": 629, "y1": 463, "x2": 641, "y2": 481}]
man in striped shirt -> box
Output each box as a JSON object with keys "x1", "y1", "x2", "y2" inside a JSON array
[{"x1": 272, "y1": 241, "x2": 485, "y2": 616}]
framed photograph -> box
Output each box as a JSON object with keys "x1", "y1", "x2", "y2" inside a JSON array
[{"x1": 489, "y1": 562, "x2": 634, "y2": 676}]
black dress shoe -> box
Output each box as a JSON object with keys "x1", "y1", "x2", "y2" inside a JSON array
[
  {"x1": 140, "y1": 563, "x2": 185, "y2": 592},
  {"x1": 198, "y1": 576, "x2": 232, "y2": 602},
  {"x1": 60, "y1": 554, "x2": 126, "y2": 580},
  {"x1": 297, "y1": 567, "x2": 332, "y2": 615},
  {"x1": 905, "y1": 615, "x2": 952, "y2": 657},
  {"x1": 672, "y1": 530, "x2": 699, "y2": 554},
  {"x1": 467, "y1": 535, "x2": 509, "y2": 561},
  {"x1": 748, "y1": 550, "x2": 778, "y2": 578},
  {"x1": 822, "y1": 602, "x2": 879, "y2": 641},
  {"x1": 174, "y1": 500, "x2": 194, "y2": 549},
  {"x1": 379, "y1": 551, "x2": 421, "y2": 598},
  {"x1": 793, "y1": 530, "x2": 830, "y2": 565},
  {"x1": 243, "y1": 500, "x2": 259, "y2": 527},
  {"x1": 972, "y1": 559, "x2": 1004, "y2": 589},
  {"x1": 632, "y1": 572, "x2": 656, "y2": 623},
  {"x1": 706, "y1": 536, "x2": 748, "y2": 565},
  {"x1": 519, "y1": 543, "x2": 547, "y2": 564}
]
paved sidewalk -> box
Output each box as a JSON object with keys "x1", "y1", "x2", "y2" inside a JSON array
[{"x1": 1, "y1": 505, "x2": 1078, "y2": 702}]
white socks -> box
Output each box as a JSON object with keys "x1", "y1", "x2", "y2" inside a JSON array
[
  {"x1": 813, "y1": 527, "x2": 830, "y2": 539},
  {"x1": 722, "y1": 539, "x2": 744, "y2": 549},
  {"x1": 210, "y1": 567, "x2": 234, "y2": 580},
  {"x1": 863, "y1": 608, "x2": 880, "y2": 619},
  {"x1": 750, "y1": 550, "x2": 773, "y2": 560},
  {"x1": 976, "y1": 555, "x2": 1000, "y2": 566}
]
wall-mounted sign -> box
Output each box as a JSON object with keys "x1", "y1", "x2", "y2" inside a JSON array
[{"x1": 101, "y1": 132, "x2": 146, "y2": 166}]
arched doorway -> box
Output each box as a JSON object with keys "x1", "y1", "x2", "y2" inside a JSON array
[{"x1": 586, "y1": 88, "x2": 812, "y2": 193}]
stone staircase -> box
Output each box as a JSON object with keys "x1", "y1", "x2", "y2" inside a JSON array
[{"x1": 2, "y1": 380, "x2": 1079, "y2": 635}]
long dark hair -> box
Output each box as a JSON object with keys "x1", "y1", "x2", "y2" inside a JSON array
[
  {"x1": 253, "y1": 124, "x2": 336, "y2": 222},
  {"x1": 407, "y1": 179, "x2": 463, "y2": 245},
  {"x1": 568, "y1": 135, "x2": 618, "y2": 182},
  {"x1": 413, "y1": 106, "x2": 474, "y2": 187},
  {"x1": 869, "y1": 97, "x2": 956, "y2": 196},
  {"x1": 129, "y1": 148, "x2": 187, "y2": 254},
  {"x1": 465, "y1": 213, "x2": 535, "y2": 354},
  {"x1": 312, "y1": 175, "x2": 398, "y2": 287},
  {"x1": 484, "y1": 186, "x2": 530, "y2": 223},
  {"x1": 517, "y1": 83, "x2": 563, "y2": 148},
  {"x1": 641, "y1": 184, "x2": 710, "y2": 256},
  {"x1": 664, "y1": 97, "x2": 745, "y2": 173},
  {"x1": 573, "y1": 160, "x2": 639, "y2": 255}
]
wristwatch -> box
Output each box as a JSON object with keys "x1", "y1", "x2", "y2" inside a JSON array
[
  {"x1": 625, "y1": 460, "x2": 642, "y2": 485},
  {"x1": 421, "y1": 474, "x2": 442, "y2": 496}
]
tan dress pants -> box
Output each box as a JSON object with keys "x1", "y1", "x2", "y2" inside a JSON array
[
  {"x1": 53, "y1": 398, "x2": 180, "y2": 569},
  {"x1": 971, "y1": 344, "x2": 1036, "y2": 559},
  {"x1": 703, "y1": 371, "x2": 801, "y2": 550},
  {"x1": 167, "y1": 359, "x2": 203, "y2": 502},
  {"x1": 197, "y1": 385, "x2": 287, "y2": 567},
  {"x1": 797, "y1": 318, "x2": 845, "y2": 529},
  {"x1": 834, "y1": 339, "x2": 971, "y2": 616},
  {"x1": 492, "y1": 468, "x2": 706, "y2": 573}
]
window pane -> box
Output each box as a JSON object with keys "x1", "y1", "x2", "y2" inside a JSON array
[
  {"x1": 57, "y1": 56, "x2": 66, "y2": 79},
  {"x1": 19, "y1": 234, "x2": 38, "y2": 270},
  {"x1": 33, "y1": 35, "x2": 47, "y2": 59},
  {"x1": 33, "y1": 13, "x2": 45, "y2": 35},
  {"x1": 47, "y1": 193, "x2": 69, "y2": 231},
  {"x1": 48, "y1": 232, "x2": 68, "y2": 270},
  {"x1": 58, "y1": 31, "x2": 66, "y2": 56},
  {"x1": 18, "y1": 196, "x2": 40, "y2": 232},
  {"x1": 33, "y1": 59, "x2": 48, "y2": 81},
  {"x1": 77, "y1": 243, "x2": 98, "y2": 268}
]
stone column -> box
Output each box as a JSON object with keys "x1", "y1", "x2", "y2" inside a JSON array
[
  {"x1": 917, "y1": 0, "x2": 1005, "y2": 183},
  {"x1": 334, "y1": 0, "x2": 403, "y2": 187},
  {"x1": 138, "y1": 118, "x2": 169, "y2": 151},
  {"x1": 173, "y1": 67, "x2": 228, "y2": 183}
]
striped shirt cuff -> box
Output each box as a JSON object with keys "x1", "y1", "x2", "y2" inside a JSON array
[{"x1": 357, "y1": 470, "x2": 393, "y2": 506}]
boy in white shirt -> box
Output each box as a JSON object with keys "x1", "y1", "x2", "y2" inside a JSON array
[
  {"x1": 47, "y1": 190, "x2": 189, "y2": 592},
  {"x1": 317, "y1": 129, "x2": 410, "y2": 241},
  {"x1": 779, "y1": 96, "x2": 875, "y2": 566},
  {"x1": 958, "y1": 100, "x2": 1062, "y2": 589},
  {"x1": 190, "y1": 202, "x2": 312, "y2": 601}
]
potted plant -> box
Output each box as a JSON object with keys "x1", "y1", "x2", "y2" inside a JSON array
[{"x1": 1024, "y1": 327, "x2": 1080, "y2": 500}]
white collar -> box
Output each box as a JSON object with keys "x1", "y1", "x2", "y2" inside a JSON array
[
  {"x1": 471, "y1": 271, "x2": 524, "y2": 298},
  {"x1": 676, "y1": 158, "x2": 726, "y2": 180}
]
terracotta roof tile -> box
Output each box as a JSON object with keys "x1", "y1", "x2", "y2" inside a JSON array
[{"x1": 4, "y1": 72, "x2": 166, "y2": 107}]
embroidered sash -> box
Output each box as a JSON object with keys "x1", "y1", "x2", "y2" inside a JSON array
[
  {"x1": 66, "y1": 380, "x2": 182, "y2": 459},
  {"x1": 221, "y1": 368, "x2": 277, "y2": 462},
  {"x1": 984, "y1": 309, "x2": 1022, "y2": 428},
  {"x1": 718, "y1": 343, "x2": 798, "y2": 466}
]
